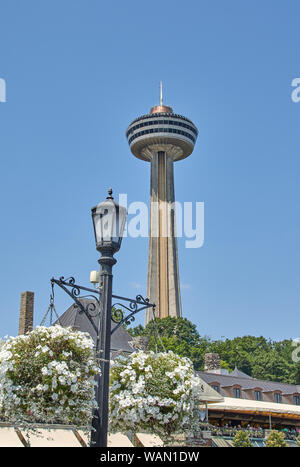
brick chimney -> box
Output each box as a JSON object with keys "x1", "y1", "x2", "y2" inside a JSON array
[
  {"x1": 204, "y1": 352, "x2": 220, "y2": 372},
  {"x1": 18, "y1": 291, "x2": 34, "y2": 335}
]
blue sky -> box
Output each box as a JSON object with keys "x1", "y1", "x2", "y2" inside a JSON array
[{"x1": 0, "y1": 0, "x2": 299, "y2": 341}]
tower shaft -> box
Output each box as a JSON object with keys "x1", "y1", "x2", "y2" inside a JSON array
[
  {"x1": 144, "y1": 145, "x2": 182, "y2": 323},
  {"x1": 126, "y1": 95, "x2": 198, "y2": 324}
]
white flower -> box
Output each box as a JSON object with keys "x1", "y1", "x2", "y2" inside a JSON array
[
  {"x1": 58, "y1": 376, "x2": 66, "y2": 385},
  {"x1": 52, "y1": 377, "x2": 57, "y2": 389},
  {"x1": 0, "y1": 325, "x2": 99, "y2": 431},
  {"x1": 109, "y1": 350, "x2": 202, "y2": 439}
]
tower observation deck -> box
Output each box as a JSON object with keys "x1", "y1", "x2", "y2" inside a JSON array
[{"x1": 126, "y1": 87, "x2": 198, "y2": 322}]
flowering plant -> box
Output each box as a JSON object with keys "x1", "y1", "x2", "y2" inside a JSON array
[
  {"x1": 109, "y1": 350, "x2": 203, "y2": 439},
  {"x1": 233, "y1": 430, "x2": 253, "y2": 447},
  {"x1": 265, "y1": 430, "x2": 287, "y2": 447},
  {"x1": 0, "y1": 326, "x2": 99, "y2": 430}
]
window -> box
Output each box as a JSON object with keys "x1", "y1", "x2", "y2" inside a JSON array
[
  {"x1": 127, "y1": 119, "x2": 198, "y2": 138},
  {"x1": 234, "y1": 388, "x2": 241, "y2": 398},
  {"x1": 254, "y1": 390, "x2": 261, "y2": 401},
  {"x1": 128, "y1": 128, "x2": 196, "y2": 145},
  {"x1": 212, "y1": 385, "x2": 219, "y2": 393},
  {"x1": 274, "y1": 393, "x2": 281, "y2": 403},
  {"x1": 294, "y1": 395, "x2": 300, "y2": 405}
]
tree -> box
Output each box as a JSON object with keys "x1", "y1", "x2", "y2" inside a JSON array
[
  {"x1": 128, "y1": 317, "x2": 208, "y2": 370},
  {"x1": 141, "y1": 316, "x2": 202, "y2": 347},
  {"x1": 210, "y1": 336, "x2": 270, "y2": 376},
  {"x1": 127, "y1": 318, "x2": 300, "y2": 384},
  {"x1": 265, "y1": 431, "x2": 287, "y2": 447},
  {"x1": 251, "y1": 351, "x2": 294, "y2": 383},
  {"x1": 232, "y1": 430, "x2": 252, "y2": 447}
]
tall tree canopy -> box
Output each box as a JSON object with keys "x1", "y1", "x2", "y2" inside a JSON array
[{"x1": 127, "y1": 317, "x2": 300, "y2": 383}]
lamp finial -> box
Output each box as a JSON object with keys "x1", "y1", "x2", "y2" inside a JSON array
[{"x1": 107, "y1": 188, "x2": 113, "y2": 199}]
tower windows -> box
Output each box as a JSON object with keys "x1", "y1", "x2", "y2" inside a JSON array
[
  {"x1": 128, "y1": 127, "x2": 196, "y2": 145},
  {"x1": 126, "y1": 119, "x2": 198, "y2": 138}
]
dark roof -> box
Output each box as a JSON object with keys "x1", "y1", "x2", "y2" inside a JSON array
[
  {"x1": 55, "y1": 299, "x2": 135, "y2": 354},
  {"x1": 230, "y1": 367, "x2": 253, "y2": 379},
  {"x1": 197, "y1": 370, "x2": 300, "y2": 396}
]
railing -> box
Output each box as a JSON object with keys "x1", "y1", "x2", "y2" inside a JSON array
[
  {"x1": 210, "y1": 427, "x2": 265, "y2": 439},
  {"x1": 209, "y1": 426, "x2": 298, "y2": 441}
]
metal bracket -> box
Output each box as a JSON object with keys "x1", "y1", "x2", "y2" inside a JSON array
[
  {"x1": 51, "y1": 277, "x2": 100, "y2": 334},
  {"x1": 50, "y1": 276, "x2": 155, "y2": 336}
]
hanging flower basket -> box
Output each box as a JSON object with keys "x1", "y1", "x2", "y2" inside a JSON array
[
  {"x1": 0, "y1": 326, "x2": 99, "y2": 430},
  {"x1": 109, "y1": 350, "x2": 204, "y2": 439}
]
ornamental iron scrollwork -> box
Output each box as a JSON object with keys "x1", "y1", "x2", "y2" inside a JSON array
[
  {"x1": 50, "y1": 277, "x2": 101, "y2": 334},
  {"x1": 49, "y1": 276, "x2": 155, "y2": 337},
  {"x1": 111, "y1": 294, "x2": 154, "y2": 335}
]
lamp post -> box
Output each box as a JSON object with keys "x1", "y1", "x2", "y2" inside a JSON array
[
  {"x1": 45, "y1": 188, "x2": 155, "y2": 446},
  {"x1": 90, "y1": 188, "x2": 127, "y2": 447}
]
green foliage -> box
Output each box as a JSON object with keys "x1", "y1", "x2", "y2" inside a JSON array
[
  {"x1": 142, "y1": 317, "x2": 201, "y2": 347},
  {"x1": 128, "y1": 317, "x2": 206, "y2": 370},
  {"x1": 232, "y1": 430, "x2": 253, "y2": 447},
  {"x1": 128, "y1": 317, "x2": 300, "y2": 384},
  {"x1": 220, "y1": 360, "x2": 231, "y2": 370},
  {"x1": 265, "y1": 431, "x2": 287, "y2": 447}
]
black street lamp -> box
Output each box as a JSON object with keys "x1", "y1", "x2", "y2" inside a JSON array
[
  {"x1": 46, "y1": 189, "x2": 155, "y2": 447},
  {"x1": 90, "y1": 188, "x2": 127, "y2": 447}
]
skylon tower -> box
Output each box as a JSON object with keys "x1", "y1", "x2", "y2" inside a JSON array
[{"x1": 126, "y1": 84, "x2": 198, "y2": 322}]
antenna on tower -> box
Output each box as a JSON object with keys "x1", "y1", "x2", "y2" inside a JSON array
[{"x1": 160, "y1": 81, "x2": 163, "y2": 106}]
